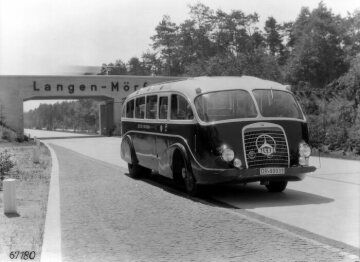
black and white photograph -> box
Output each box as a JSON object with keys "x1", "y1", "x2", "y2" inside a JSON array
[{"x1": 0, "y1": 0, "x2": 359, "y2": 261}]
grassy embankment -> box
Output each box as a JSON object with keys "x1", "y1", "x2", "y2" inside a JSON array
[{"x1": 0, "y1": 126, "x2": 51, "y2": 262}]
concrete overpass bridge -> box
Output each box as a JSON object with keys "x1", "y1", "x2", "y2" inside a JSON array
[{"x1": 0, "y1": 75, "x2": 181, "y2": 137}]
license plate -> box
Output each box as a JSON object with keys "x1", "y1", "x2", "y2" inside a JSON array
[{"x1": 260, "y1": 167, "x2": 285, "y2": 175}]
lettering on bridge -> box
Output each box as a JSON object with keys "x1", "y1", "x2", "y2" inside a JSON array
[{"x1": 32, "y1": 81, "x2": 148, "y2": 94}]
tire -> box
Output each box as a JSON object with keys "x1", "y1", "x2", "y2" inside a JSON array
[
  {"x1": 172, "y1": 151, "x2": 198, "y2": 196},
  {"x1": 265, "y1": 181, "x2": 288, "y2": 192},
  {"x1": 128, "y1": 163, "x2": 151, "y2": 179},
  {"x1": 182, "y1": 167, "x2": 198, "y2": 196}
]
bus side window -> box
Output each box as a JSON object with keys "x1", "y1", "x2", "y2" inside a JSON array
[
  {"x1": 135, "y1": 97, "x2": 145, "y2": 119},
  {"x1": 146, "y1": 95, "x2": 158, "y2": 119},
  {"x1": 171, "y1": 94, "x2": 193, "y2": 120},
  {"x1": 126, "y1": 99, "x2": 134, "y2": 118},
  {"x1": 159, "y1": 96, "x2": 168, "y2": 119}
]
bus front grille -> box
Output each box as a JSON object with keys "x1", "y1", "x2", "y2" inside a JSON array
[{"x1": 243, "y1": 128, "x2": 289, "y2": 168}]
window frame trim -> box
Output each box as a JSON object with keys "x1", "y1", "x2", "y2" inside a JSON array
[
  {"x1": 158, "y1": 94, "x2": 170, "y2": 120},
  {"x1": 145, "y1": 94, "x2": 158, "y2": 120},
  {"x1": 252, "y1": 89, "x2": 305, "y2": 120},
  {"x1": 170, "y1": 93, "x2": 195, "y2": 121},
  {"x1": 194, "y1": 89, "x2": 259, "y2": 122}
]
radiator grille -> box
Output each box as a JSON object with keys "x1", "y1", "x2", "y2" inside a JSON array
[{"x1": 244, "y1": 128, "x2": 289, "y2": 168}]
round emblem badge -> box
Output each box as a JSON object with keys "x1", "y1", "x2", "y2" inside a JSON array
[
  {"x1": 255, "y1": 134, "x2": 276, "y2": 158},
  {"x1": 248, "y1": 150, "x2": 256, "y2": 159}
]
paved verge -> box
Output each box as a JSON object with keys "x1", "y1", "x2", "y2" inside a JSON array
[{"x1": 51, "y1": 144, "x2": 357, "y2": 262}]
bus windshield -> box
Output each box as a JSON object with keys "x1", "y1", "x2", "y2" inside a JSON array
[
  {"x1": 195, "y1": 90, "x2": 258, "y2": 122},
  {"x1": 252, "y1": 89, "x2": 303, "y2": 119}
]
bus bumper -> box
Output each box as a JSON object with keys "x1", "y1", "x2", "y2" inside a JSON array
[{"x1": 194, "y1": 166, "x2": 316, "y2": 185}]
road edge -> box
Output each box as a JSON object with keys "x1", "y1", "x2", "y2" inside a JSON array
[{"x1": 40, "y1": 142, "x2": 62, "y2": 262}]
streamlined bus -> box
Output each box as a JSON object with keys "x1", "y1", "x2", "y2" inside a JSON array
[{"x1": 120, "y1": 76, "x2": 316, "y2": 195}]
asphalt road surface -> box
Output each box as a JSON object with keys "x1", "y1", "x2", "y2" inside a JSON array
[{"x1": 25, "y1": 129, "x2": 360, "y2": 261}]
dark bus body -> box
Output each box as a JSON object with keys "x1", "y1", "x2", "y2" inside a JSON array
[{"x1": 121, "y1": 76, "x2": 316, "y2": 195}]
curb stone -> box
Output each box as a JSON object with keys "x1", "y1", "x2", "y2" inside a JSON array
[{"x1": 40, "y1": 142, "x2": 62, "y2": 262}]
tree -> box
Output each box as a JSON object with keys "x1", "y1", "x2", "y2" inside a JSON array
[
  {"x1": 24, "y1": 100, "x2": 100, "y2": 133},
  {"x1": 341, "y1": 10, "x2": 360, "y2": 61},
  {"x1": 331, "y1": 54, "x2": 360, "y2": 122},
  {"x1": 128, "y1": 57, "x2": 146, "y2": 75},
  {"x1": 110, "y1": 60, "x2": 128, "y2": 75},
  {"x1": 151, "y1": 15, "x2": 180, "y2": 75},
  {"x1": 286, "y1": 3, "x2": 348, "y2": 88},
  {"x1": 264, "y1": 17, "x2": 284, "y2": 57},
  {"x1": 141, "y1": 51, "x2": 163, "y2": 75}
]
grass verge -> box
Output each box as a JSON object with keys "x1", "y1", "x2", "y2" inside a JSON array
[{"x1": 0, "y1": 142, "x2": 51, "y2": 262}]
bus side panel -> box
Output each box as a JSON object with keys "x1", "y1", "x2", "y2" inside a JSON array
[
  {"x1": 156, "y1": 135, "x2": 172, "y2": 178},
  {"x1": 122, "y1": 121, "x2": 159, "y2": 171},
  {"x1": 132, "y1": 132, "x2": 158, "y2": 171}
]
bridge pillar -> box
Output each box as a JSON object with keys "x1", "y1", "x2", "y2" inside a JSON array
[
  {"x1": 113, "y1": 99, "x2": 123, "y2": 135},
  {"x1": 99, "y1": 101, "x2": 114, "y2": 136},
  {"x1": 0, "y1": 83, "x2": 24, "y2": 138}
]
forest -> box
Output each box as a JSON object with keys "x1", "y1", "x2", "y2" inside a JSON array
[
  {"x1": 24, "y1": 100, "x2": 99, "y2": 134},
  {"x1": 24, "y1": 2, "x2": 360, "y2": 154}
]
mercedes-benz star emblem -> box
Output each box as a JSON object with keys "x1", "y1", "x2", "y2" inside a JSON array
[{"x1": 256, "y1": 134, "x2": 276, "y2": 158}]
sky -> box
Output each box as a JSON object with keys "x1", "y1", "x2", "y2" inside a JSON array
[{"x1": 0, "y1": 0, "x2": 359, "y2": 111}]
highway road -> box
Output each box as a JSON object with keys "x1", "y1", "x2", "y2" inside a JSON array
[{"x1": 25, "y1": 129, "x2": 360, "y2": 254}]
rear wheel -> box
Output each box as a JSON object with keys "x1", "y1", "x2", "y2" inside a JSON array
[
  {"x1": 128, "y1": 163, "x2": 151, "y2": 179},
  {"x1": 265, "y1": 181, "x2": 288, "y2": 192},
  {"x1": 173, "y1": 151, "x2": 198, "y2": 196}
]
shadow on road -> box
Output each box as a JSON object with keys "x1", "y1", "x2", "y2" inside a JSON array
[
  {"x1": 124, "y1": 172, "x2": 238, "y2": 208},
  {"x1": 205, "y1": 183, "x2": 334, "y2": 209},
  {"x1": 4, "y1": 212, "x2": 20, "y2": 218},
  {"x1": 127, "y1": 173, "x2": 334, "y2": 210}
]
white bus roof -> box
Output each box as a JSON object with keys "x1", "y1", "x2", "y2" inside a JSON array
[{"x1": 126, "y1": 76, "x2": 289, "y2": 101}]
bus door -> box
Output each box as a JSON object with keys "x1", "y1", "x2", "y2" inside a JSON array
[{"x1": 156, "y1": 95, "x2": 172, "y2": 177}]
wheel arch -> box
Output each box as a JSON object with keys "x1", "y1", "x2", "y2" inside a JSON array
[
  {"x1": 169, "y1": 143, "x2": 192, "y2": 174},
  {"x1": 120, "y1": 134, "x2": 138, "y2": 164}
]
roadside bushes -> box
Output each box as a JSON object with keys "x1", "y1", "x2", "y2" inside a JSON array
[
  {"x1": 0, "y1": 150, "x2": 15, "y2": 175},
  {"x1": 307, "y1": 110, "x2": 360, "y2": 155},
  {"x1": 0, "y1": 125, "x2": 17, "y2": 142},
  {"x1": 307, "y1": 115, "x2": 326, "y2": 148},
  {"x1": 0, "y1": 149, "x2": 15, "y2": 188}
]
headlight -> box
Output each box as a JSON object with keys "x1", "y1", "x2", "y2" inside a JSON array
[
  {"x1": 299, "y1": 142, "x2": 311, "y2": 157},
  {"x1": 221, "y1": 148, "x2": 235, "y2": 162},
  {"x1": 233, "y1": 158, "x2": 242, "y2": 168}
]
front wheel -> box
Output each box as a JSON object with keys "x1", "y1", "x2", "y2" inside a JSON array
[
  {"x1": 128, "y1": 163, "x2": 151, "y2": 179},
  {"x1": 265, "y1": 181, "x2": 288, "y2": 192},
  {"x1": 182, "y1": 167, "x2": 198, "y2": 196}
]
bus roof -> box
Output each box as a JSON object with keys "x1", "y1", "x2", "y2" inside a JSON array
[{"x1": 126, "y1": 76, "x2": 289, "y2": 101}]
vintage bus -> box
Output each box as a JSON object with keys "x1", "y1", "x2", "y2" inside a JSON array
[{"x1": 120, "y1": 76, "x2": 316, "y2": 195}]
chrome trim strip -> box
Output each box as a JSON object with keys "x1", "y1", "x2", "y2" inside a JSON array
[
  {"x1": 196, "y1": 117, "x2": 306, "y2": 126},
  {"x1": 122, "y1": 118, "x2": 196, "y2": 125},
  {"x1": 122, "y1": 130, "x2": 226, "y2": 172},
  {"x1": 194, "y1": 134, "x2": 197, "y2": 153},
  {"x1": 122, "y1": 116, "x2": 306, "y2": 126}
]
